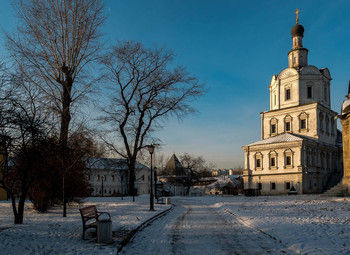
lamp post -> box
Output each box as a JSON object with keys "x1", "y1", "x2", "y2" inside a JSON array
[
  {"x1": 154, "y1": 167, "x2": 157, "y2": 198},
  {"x1": 147, "y1": 144, "x2": 155, "y2": 211}
]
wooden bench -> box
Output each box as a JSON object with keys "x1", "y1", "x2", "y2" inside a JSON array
[{"x1": 79, "y1": 205, "x2": 111, "y2": 240}]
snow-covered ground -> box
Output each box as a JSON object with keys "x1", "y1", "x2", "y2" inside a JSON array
[
  {"x1": 0, "y1": 195, "x2": 350, "y2": 254},
  {"x1": 0, "y1": 196, "x2": 171, "y2": 255}
]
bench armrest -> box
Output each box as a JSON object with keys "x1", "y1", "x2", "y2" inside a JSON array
[{"x1": 97, "y1": 211, "x2": 111, "y2": 221}]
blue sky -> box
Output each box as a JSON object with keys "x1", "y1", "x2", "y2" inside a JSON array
[{"x1": 1, "y1": 0, "x2": 350, "y2": 168}]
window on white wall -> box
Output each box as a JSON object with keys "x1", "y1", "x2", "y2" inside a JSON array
[
  {"x1": 299, "y1": 112, "x2": 308, "y2": 131},
  {"x1": 270, "y1": 118, "x2": 278, "y2": 136},
  {"x1": 307, "y1": 86, "x2": 312, "y2": 98},
  {"x1": 284, "y1": 149, "x2": 294, "y2": 168},
  {"x1": 285, "y1": 88, "x2": 291, "y2": 101},
  {"x1": 255, "y1": 152, "x2": 263, "y2": 170},
  {"x1": 269, "y1": 150, "x2": 278, "y2": 169},
  {"x1": 284, "y1": 115, "x2": 292, "y2": 132},
  {"x1": 271, "y1": 183, "x2": 276, "y2": 190}
]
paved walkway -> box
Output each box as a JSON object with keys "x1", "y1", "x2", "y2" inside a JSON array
[{"x1": 120, "y1": 197, "x2": 293, "y2": 255}]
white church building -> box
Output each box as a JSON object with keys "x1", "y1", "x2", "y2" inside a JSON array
[{"x1": 242, "y1": 15, "x2": 343, "y2": 195}]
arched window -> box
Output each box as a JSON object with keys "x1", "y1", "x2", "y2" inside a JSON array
[
  {"x1": 331, "y1": 118, "x2": 335, "y2": 136},
  {"x1": 270, "y1": 118, "x2": 278, "y2": 136},
  {"x1": 284, "y1": 148, "x2": 294, "y2": 168},
  {"x1": 307, "y1": 82, "x2": 314, "y2": 99},
  {"x1": 269, "y1": 150, "x2": 278, "y2": 169},
  {"x1": 284, "y1": 115, "x2": 293, "y2": 132},
  {"x1": 285, "y1": 85, "x2": 291, "y2": 101},
  {"x1": 254, "y1": 152, "x2": 263, "y2": 170},
  {"x1": 299, "y1": 112, "x2": 308, "y2": 131}
]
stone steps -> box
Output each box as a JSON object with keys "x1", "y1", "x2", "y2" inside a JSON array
[{"x1": 322, "y1": 182, "x2": 345, "y2": 197}]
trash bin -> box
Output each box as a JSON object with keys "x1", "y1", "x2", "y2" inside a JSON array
[
  {"x1": 166, "y1": 198, "x2": 171, "y2": 205},
  {"x1": 97, "y1": 219, "x2": 112, "y2": 244}
]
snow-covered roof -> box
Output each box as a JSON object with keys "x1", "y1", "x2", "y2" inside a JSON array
[
  {"x1": 207, "y1": 176, "x2": 242, "y2": 189},
  {"x1": 248, "y1": 133, "x2": 304, "y2": 146},
  {"x1": 85, "y1": 157, "x2": 149, "y2": 171}
]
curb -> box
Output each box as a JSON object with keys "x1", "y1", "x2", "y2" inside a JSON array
[{"x1": 116, "y1": 204, "x2": 175, "y2": 254}]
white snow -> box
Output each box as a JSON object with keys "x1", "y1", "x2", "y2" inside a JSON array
[{"x1": 1, "y1": 195, "x2": 350, "y2": 254}]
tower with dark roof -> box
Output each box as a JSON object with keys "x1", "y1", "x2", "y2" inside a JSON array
[{"x1": 242, "y1": 10, "x2": 343, "y2": 195}]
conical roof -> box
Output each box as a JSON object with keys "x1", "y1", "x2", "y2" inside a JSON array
[{"x1": 164, "y1": 154, "x2": 186, "y2": 176}]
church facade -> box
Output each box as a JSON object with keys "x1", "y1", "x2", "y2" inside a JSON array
[{"x1": 242, "y1": 17, "x2": 343, "y2": 195}]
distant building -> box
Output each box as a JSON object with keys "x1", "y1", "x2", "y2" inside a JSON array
[
  {"x1": 85, "y1": 157, "x2": 151, "y2": 196},
  {"x1": 242, "y1": 16, "x2": 342, "y2": 195},
  {"x1": 157, "y1": 154, "x2": 188, "y2": 196},
  {"x1": 212, "y1": 169, "x2": 237, "y2": 176}
]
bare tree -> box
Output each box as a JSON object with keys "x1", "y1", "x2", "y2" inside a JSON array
[
  {"x1": 6, "y1": 0, "x2": 105, "y2": 216},
  {"x1": 180, "y1": 153, "x2": 213, "y2": 195},
  {"x1": 100, "y1": 41, "x2": 204, "y2": 198},
  {"x1": 0, "y1": 68, "x2": 53, "y2": 224}
]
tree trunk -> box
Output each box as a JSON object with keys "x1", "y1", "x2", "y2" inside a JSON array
[
  {"x1": 128, "y1": 159, "x2": 136, "y2": 200},
  {"x1": 15, "y1": 195, "x2": 26, "y2": 224},
  {"x1": 60, "y1": 81, "x2": 72, "y2": 217},
  {"x1": 186, "y1": 170, "x2": 193, "y2": 195}
]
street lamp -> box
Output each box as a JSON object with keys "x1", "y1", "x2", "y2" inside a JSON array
[{"x1": 147, "y1": 144, "x2": 155, "y2": 211}]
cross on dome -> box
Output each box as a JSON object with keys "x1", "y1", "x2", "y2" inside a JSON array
[{"x1": 295, "y1": 8, "x2": 300, "y2": 24}]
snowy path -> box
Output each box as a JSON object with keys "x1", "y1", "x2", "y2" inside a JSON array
[{"x1": 120, "y1": 197, "x2": 293, "y2": 255}]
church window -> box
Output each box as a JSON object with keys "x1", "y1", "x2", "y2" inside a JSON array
[
  {"x1": 284, "y1": 115, "x2": 292, "y2": 132},
  {"x1": 285, "y1": 121, "x2": 291, "y2": 132},
  {"x1": 269, "y1": 150, "x2": 278, "y2": 169},
  {"x1": 324, "y1": 85, "x2": 327, "y2": 101},
  {"x1": 331, "y1": 118, "x2": 335, "y2": 135},
  {"x1": 111, "y1": 175, "x2": 115, "y2": 181},
  {"x1": 271, "y1": 124, "x2": 276, "y2": 134},
  {"x1": 285, "y1": 182, "x2": 291, "y2": 190},
  {"x1": 307, "y1": 86, "x2": 312, "y2": 98},
  {"x1": 270, "y1": 118, "x2": 278, "y2": 136},
  {"x1": 274, "y1": 94, "x2": 276, "y2": 106},
  {"x1": 299, "y1": 112, "x2": 308, "y2": 131},
  {"x1": 286, "y1": 156, "x2": 292, "y2": 166},
  {"x1": 271, "y1": 183, "x2": 276, "y2": 190},
  {"x1": 256, "y1": 158, "x2": 261, "y2": 168},
  {"x1": 258, "y1": 183, "x2": 262, "y2": 190},
  {"x1": 97, "y1": 175, "x2": 100, "y2": 181},
  {"x1": 285, "y1": 88, "x2": 291, "y2": 101},
  {"x1": 271, "y1": 157, "x2": 276, "y2": 167},
  {"x1": 325, "y1": 116, "x2": 329, "y2": 134},
  {"x1": 255, "y1": 152, "x2": 263, "y2": 170},
  {"x1": 284, "y1": 148, "x2": 294, "y2": 168}
]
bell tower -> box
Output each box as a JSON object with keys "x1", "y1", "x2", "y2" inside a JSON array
[{"x1": 288, "y1": 9, "x2": 308, "y2": 69}]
